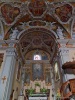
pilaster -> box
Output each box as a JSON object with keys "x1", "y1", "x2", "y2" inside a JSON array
[
  {"x1": 50, "y1": 66, "x2": 56, "y2": 100},
  {"x1": 0, "y1": 48, "x2": 17, "y2": 100},
  {"x1": 59, "y1": 48, "x2": 70, "y2": 64}
]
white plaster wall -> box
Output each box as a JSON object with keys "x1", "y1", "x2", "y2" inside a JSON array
[
  {"x1": 59, "y1": 48, "x2": 75, "y2": 64},
  {"x1": 59, "y1": 48, "x2": 70, "y2": 64},
  {"x1": 64, "y1": 74, "x2": 75, "y2": 81}
]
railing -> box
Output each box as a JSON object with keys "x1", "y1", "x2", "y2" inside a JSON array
[{"x1": 60, "y1": 79, "x2": 75, "y2": 99}]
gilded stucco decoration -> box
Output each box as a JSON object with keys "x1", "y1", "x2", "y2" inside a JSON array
[{"x1": 0, "y1": 1, "x2": 74, "y2": 49}]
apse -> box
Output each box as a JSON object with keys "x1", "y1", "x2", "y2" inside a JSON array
[{"x1": 18, "y1": 28, "x2": 58, "y2": 63}]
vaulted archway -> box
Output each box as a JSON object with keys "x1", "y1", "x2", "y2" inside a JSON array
[{"x1": 17, "y1": 27, "x2": 58, "y2": 63}]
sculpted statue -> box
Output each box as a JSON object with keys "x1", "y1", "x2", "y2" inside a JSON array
[
  {"x1": 10, "y1": 27, "x2": 19, "y2": 40},
  {"x1": 56, "y1": 26, "x2": 64, "y2": 39}
]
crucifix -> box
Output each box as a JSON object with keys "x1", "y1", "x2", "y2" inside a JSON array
[{"x1": 2, "y1": 76, "x2": 6, "y2": 84}]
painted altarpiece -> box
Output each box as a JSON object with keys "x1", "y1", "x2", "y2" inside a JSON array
[{"x1": 32, "y1": 63, "x2": 44, "y2": 81}]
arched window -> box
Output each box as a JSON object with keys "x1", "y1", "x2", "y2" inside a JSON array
[{"x1": 33, "y1": 54, "x2": 41, "y2": 60}]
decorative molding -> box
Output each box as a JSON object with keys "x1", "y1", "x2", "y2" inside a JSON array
[{"x1": 6, "y1": 48, "x2": 16, "y2": 56}]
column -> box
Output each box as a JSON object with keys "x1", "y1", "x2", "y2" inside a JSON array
[
  {"x1": 0, "y1": 48, "x2": 16, "y2": 100},
  {"x1": 50, "y1": 65, "x2": 56, "y2": 100}
]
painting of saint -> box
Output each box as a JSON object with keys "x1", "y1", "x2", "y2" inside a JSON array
[
  {"x1": 16, "y1": 62, "x2": 21, "y2": 81},
  {"x1": 32, "y1": 63, "x2": 43, "y2": 80}
]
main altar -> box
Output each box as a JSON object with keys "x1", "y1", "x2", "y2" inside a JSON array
[
  {"x1": 24, "y1": 80, "x2": 50, "y2": 100},
  {"x1": 28, "y1": 93, "x2": 48, "y2": 100}
]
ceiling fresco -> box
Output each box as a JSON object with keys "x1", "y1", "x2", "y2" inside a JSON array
[
  {"x1": 17, "y1": 28, "x2": 58, "y2": 61},
  {"x1": 0, "y1": 0, "x2": 75, "y2": 61},
  {"x1": 28, "y1": 0, "x2": 47, "y2": 17},
  {"x1": 0, "y1": 1, "x2": 73, "y2": 40},
  {"x1": 1, "y1": 3, "x2": 20, "y2": 24},
  {"x1": 55, "y1": 4, "x2": 73, "y2": 23}
]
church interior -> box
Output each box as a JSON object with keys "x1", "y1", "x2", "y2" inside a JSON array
[{"x1": 0, "y1": 0, "x2": 75, "y2": 100}]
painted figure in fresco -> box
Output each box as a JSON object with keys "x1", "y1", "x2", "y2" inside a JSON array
[
  {"x1": 29, "y1": 0, "x2": 46, "y2": 16},
  {"x1": 1, "y1": 4, "x2": 20, "y2": 24},
  {"x1": 56, "y1": 26, "x2": 64, "y2": 39},
  {"x1": 55, "y1": 4, "x2": 72, "y2": 22},
  {"x1": 10, "y1": 27, "x2": 19, "y2": 40}
]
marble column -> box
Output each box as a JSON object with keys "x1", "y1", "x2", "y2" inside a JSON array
[
  {"x1": 50, "y1": 66, "x2": 56, "y2": 100},
  {"x1": 0, "y1": 48, "x2": 16, "y2": 100}
]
